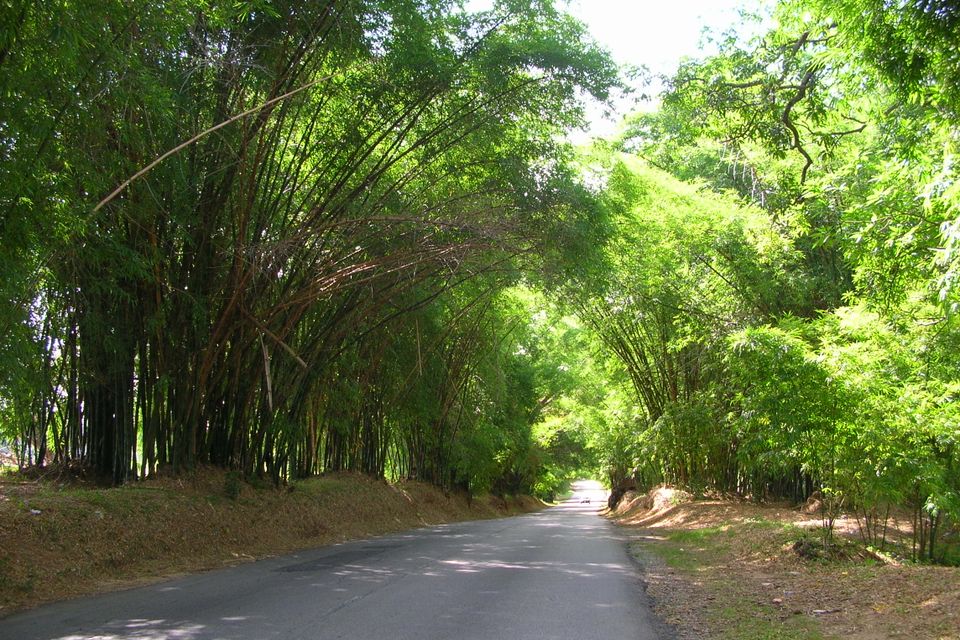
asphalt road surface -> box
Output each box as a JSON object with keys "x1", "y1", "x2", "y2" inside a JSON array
[{"x1": 1, "y1": 487, "x2": 667, "y2": 640}]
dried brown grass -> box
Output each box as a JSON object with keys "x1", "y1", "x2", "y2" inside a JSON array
[
  {"x1": 0, "y1": 468, "x2": 541, "y2": 615},
  {"x1": 615, "y1": 487, "x2": 960, "y2": 640}
]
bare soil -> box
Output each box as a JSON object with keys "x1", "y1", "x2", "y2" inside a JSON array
[
  {"x1": 0, "y1": 468, "x2": 542, "y2": 616},
  {"x1": 612, "y1": 487, "x2": 960, "y2": 640}
]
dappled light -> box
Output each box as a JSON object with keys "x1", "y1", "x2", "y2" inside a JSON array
[
  {"x1": 56, "y1": 620, "x2": 209, "y2": 640},
  {"x1": 5, "y1": 504, "x2": 656, "y2": 640},
  {"x1": 2, "y1": 0, "x2": 960, "y2": 638}
]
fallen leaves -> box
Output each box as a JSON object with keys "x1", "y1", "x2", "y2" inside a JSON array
[{"x1": 615, "y1": 489, "x2": 960, "y2": 639}]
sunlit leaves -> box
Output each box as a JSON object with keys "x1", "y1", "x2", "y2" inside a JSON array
[{"x1": 0, "y1": 0, "x2": 620, "y2": 492}]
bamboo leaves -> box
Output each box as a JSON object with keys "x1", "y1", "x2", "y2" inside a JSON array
[{"x1": 0, "y1": 0, "x2": 617, "y2": 494}]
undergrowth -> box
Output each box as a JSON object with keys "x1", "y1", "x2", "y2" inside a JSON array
[{"x1": 630, "y1": 510, "x2": 960, "y2": 640}]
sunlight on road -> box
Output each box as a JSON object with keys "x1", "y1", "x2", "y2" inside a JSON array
[{"x1": 569, "y1": 480, "x2": 608, "y2": 507}]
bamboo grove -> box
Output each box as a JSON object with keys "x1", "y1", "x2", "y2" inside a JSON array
[
  {"x1": 541, "y1": 0, "x2": 960, "y2": 562},
  {"x1": 0, "y1": 0, "x2": 616, "y2": 489},
  {"x1": 3, "y1": 0, "x2": 959, "y2": 563}
]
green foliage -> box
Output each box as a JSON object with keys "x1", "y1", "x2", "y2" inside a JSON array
[
  {"x1": 570, "y1": 0, "x2": 960, "y2": 563},
  {"x1": 566, "y1": 152, "x2": 807, "y2": 493},
  {"x1": 0, "y1": 0, "x2": 618, "y2": 497},
  {"x1": 4, "y1": 0, "x2": 959, "y2": 564},
  {"x1": 224, "y1": 471, "x2": 243, "y2": 501}
]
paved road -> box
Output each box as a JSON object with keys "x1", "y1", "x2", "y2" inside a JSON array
[{"x1": 1, "y1": 496, "x2": 667, "y2": 640}]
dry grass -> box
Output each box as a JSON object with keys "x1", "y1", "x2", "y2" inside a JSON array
[
  {"x1": 0, "y1": 468, "x2": 541, "y2": 616},
  {"x1": 613, "y1": 487, "x2": 960, "y2": 640}
]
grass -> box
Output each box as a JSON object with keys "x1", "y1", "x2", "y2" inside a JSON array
[
  {"x1": 637, "y1": 519, "x2": 832, "y2": 640},
  {"x1": 0, "y1": 469, "x2": 543, "y2": 615},
  {"x1": 620, "y1": 492, "x2": 960, "y2": 640},
  {"x1": 715, "y1": 602, "x2": 828, "y2": 640},
  {"x1": 651, "y1": 525, "x2": 730, "y2": 571}
]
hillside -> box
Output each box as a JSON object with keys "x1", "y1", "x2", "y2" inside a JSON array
[
  {"x1": 612, "y1": 488, "x2": 960, "y2": 640},
  {"x1": 0, "y1": 470, "x2": 541, "y2": 615}
]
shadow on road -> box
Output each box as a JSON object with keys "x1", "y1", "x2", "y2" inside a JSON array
[{"x1": 5, "y1": 480, "x2": 655, "y2": 640}]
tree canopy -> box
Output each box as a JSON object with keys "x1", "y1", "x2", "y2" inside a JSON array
[
  {"x1": 2, "y1": 0, "x2": 958, "y2": 563},
  {"x1": 0, "y1": 0, "x2": 617, "y2": 493},
  {"x1": 598, "y1": 0, "x2": 960, "y2": 561}
]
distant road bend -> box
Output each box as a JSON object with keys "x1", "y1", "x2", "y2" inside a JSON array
[{"x1": 2, "y1": 482, "x2": 666, "y2": 639}]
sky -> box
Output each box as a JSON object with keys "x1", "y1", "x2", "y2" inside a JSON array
[
  {"x1": 466, "y1": 0, "x2": 756, "y2": 138},
  {"x1": 563, "y1": 0, "x2": 752, "y2": 138},
  {"x1": 566, "y1": 0, "x2": 748, "y2": 76}
]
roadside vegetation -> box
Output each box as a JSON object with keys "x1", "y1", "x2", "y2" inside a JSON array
[
  {"x1": 613, "y1": 488, "x2": 960, "y2": 639},
  {"x1": 0, "y1": 0, "x2": 614, "y2": 499},
  {"x1": 0, "y1": 467, "x2": 540, "y2": 614},
  {"x1": 2, "y1": 0, "x2": 960, "y2": 627},
  {"x1": 563, "y1": 0, "x2": 960, "y2": 569}
]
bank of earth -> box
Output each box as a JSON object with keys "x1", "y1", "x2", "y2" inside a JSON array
[
  {"x1": 613, "y1": 487, "x2": 960, "y2": 640},
  {"x1": 0, "y1": 468, "x2": 541, "y2": 615}
]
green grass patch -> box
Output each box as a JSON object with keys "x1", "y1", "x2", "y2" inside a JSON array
[
  {"x1": 293, "y1": 477, "x2": 350, "y2": 496},
  {"x1": 653, "y1": 525, "x2": 733, "y2": 571},
  {"x1": 636, "y1": 518, "x2": 837, "y2": 640},
  {"x1": 714, "y1": 599, "x2": 828, "y2": 640}
]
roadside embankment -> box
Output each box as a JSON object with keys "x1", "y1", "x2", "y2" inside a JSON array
[
  {"x1": 610, "y1": 487, "x2": 960, "y2": 640},
  {"x1": 0, "y1": 469, "x2": 542, "y2": 615}
]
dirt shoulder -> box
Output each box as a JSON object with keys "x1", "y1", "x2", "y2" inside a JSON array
[
  {"x1": 0, "y1": 469, "x2": 542, "y2": 616},
  {"x1": 611, "y1": 488, "x2": 960, "y2": 640}
]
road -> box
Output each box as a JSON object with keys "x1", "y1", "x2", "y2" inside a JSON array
[{"x1": 1, "y1": 487, "x2": 667, "y2": 640}]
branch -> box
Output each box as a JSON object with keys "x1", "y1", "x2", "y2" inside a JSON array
[
  {"x1": 242, "y1": 307, "x2": 309, "y2": 369},
  {"x1": 93, "y1": 65, "x2": 363, "y2": 212},
  {"x1": 725, "y1": 79, "x2": 766, "y2": 89},
  {"x1": 781, "y1": 69, "x2": 816, "y2": 185},
  {"x1": 826, "y1": 123, "x2": 868, "y2": 138}
]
